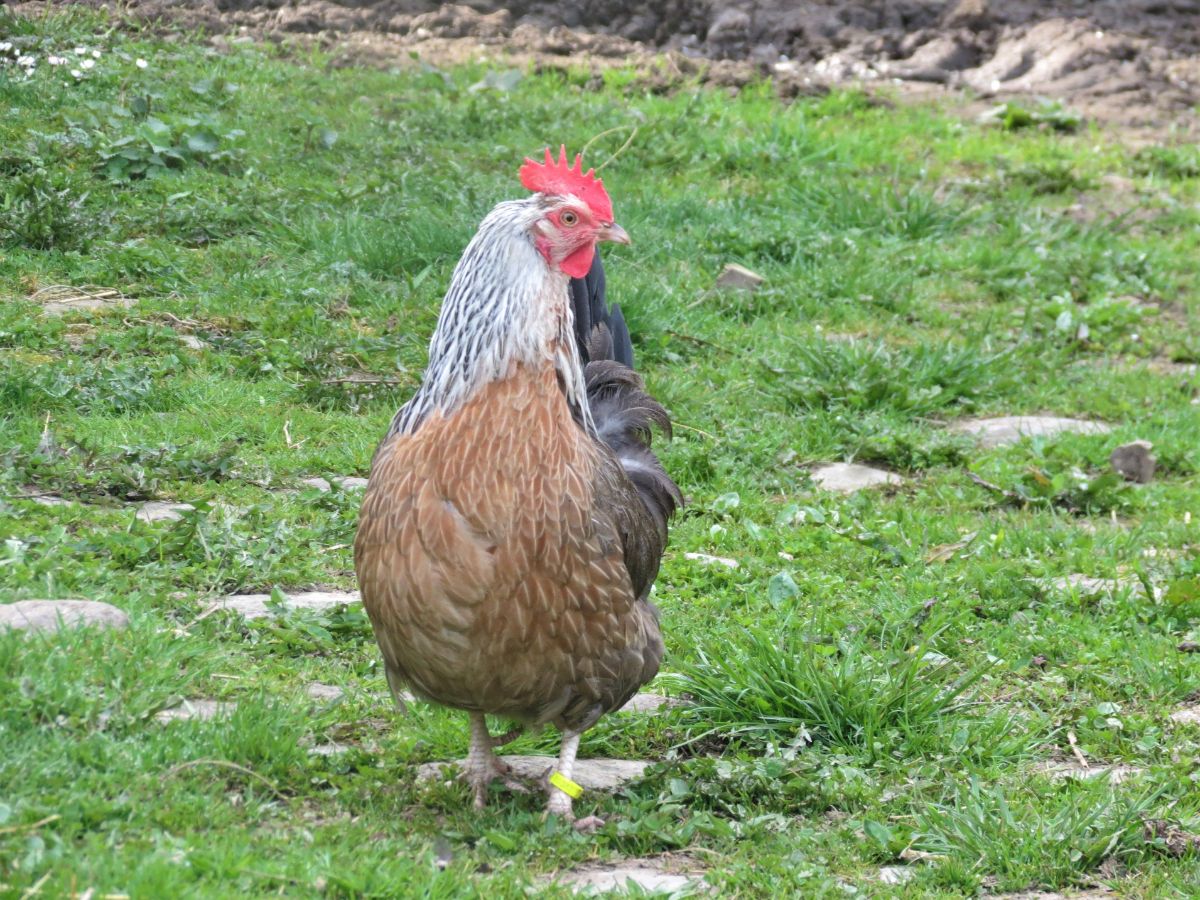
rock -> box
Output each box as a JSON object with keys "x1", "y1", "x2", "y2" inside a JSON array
[
  {"x1": 1170, "y1": 705, "x2": 1200, "y2": 726},
  {"x1": 706, "y1": 8, "x2": 750, "y2": 54},
  {"x1": 878, "y1": 866, "x2": 916, "y2": 885},
  {"x1": 683, "y1": 552, "x2": 739, "y2": 569},
  {"x1": 0, "y1": 600, "x2": 129, "y2": 634},
  {"x1": 949, "y1": 416, "x2": 1111, "y2": 448},
  {"x1": 135, "y1": 501, "x2": 195, "y2": 523},
  {"x1": 154, "y1": 699, "x2": 235, "y2": 723},
  {"x1": 306, "y1": 683, "x2": 344, "y2": 702},
  {"x1": 1110, "y1": 440, "x2": 1155, "y2": 483},
  {"x1": 943, "y1": 0, "x2": 992, "y2": 31},
  {"x1": 552, "y1": 860, "x2": 706, "y2": 894},
  {"x1": 1044, "y1": 574, "x2": 1146, "y2": 598},
  {"x1": 714, "y1": 263, "x2": 764, "y2": 292},
  {"x1": 308, "y1": 742, "x2": 353, "y2": 756},
  {"x1": 179, "y1": 334, "x2": 206, "y2": 350},
  {"x1": 35, "y1": 286, "x2": 135, "y2": 316},
  {"x1": 618, "y1": 692, "x2": 680, "y2": 714},
  {"x1": 21, "y1": 488, "x2": 74, "y2": 507},
  {"x1": 810, "y1": 462, "x2": 901, "y2": 493},
  {"x1": 418, "y1": 756, "x2": 649, "y2": 792},
  {"x1": 300, "y1": 476, "x2": 370, "y2": 493},
  {"x1": 218, "y1": 590, "x2": 361, "y2": 620},
  {"x1": 1034, "y1": 760, "x2": 1143, "y2": 784}
]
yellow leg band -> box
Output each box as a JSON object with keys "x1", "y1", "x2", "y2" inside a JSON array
[{"x1": 549, "y1": 771, "x2": 583, "y2": 799}]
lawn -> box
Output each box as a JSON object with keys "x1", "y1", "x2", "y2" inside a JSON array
[{"x1": 2, "y1": 6, "x2": 1200, "y2": 897}]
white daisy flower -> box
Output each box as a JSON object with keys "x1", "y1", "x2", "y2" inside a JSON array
[
  {"x1": 74, "y1": 46, "x2": 87, "y2": 55},
  {"x1": 91, "y1": 49, "x2": 101, "y2": 58},
  {"x1": 48, "y1": 55, "x2": 64, "y2": 65},
  {"x1": 17, "y1": 55, "x2": 35, "y2": 67},
  {"x1": 81, "y1": 58, "x2": 95, "y2": 70},
  {"x1": 0, "y1": 42, "x2": 11, "y2": 52},
  {"x1": 71, "y1": 68, "x2": 82, "y2": 78},
  {"x1": 136, "y1": 58, "x2": 148, "y2": 69}
]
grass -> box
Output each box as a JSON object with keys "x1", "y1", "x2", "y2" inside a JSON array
[{"x1": 2, "y1": 5, "x2": 1200, "y2": 897}]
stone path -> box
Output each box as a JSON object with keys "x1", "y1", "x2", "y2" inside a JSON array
[
  {"x1": 217, "y1": 590, "x2": 361, "y2": 620},
  {"x1": 549, "y1": 857, "x2": 707, "y2": 894},
  {"x1": 33, "y1": 285, "x2": 135, "y2": 315},
  {"x1": 301, "y1": 476, "x2": 369, "y2": 493},
  {"x1": 683, "y1": 552, "x2": 739, "y2": 569},
  {"x1": 418, "y1": 756, "x2": 649, "y2": 791},
  {"x1": 810, "y1": 462, "x2": 901, "y2": 493},
  {"x1": 135, "y1": 501, "x2": 196, "y2": 523},
  {"x1": 0, "y1": 600, "x2": 129, "y2": 634},
  {"x1": 154, "y1": 699, "x2": 235, "y2": 723},
  {"x1": 949, "y1": 416, "x2": 1111, "y2": 449},
  {"x1": 306, "y1": 682, "x2": 345, "y2": 702},
  {"x1": 1170, "y1": 704, "x2": 1200, "y2": 726},
  {"x1": 1034, "y1": 760, "x2": 1144, "y2": 784},
  {"x1": 618, "y1": 692, "x2": 679, "y2": 714}
]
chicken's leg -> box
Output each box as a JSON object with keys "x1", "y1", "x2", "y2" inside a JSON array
[
  {"x1": 465, "y1": 712, "x2": 528, "y2": 809},
  {"x1": 546, "y1": 729, "x2": 604, "y2": 832}
]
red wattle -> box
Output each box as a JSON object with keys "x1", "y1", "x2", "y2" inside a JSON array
[{"x1": 560, "y1": 244, "x2": 595, "y2": 279}]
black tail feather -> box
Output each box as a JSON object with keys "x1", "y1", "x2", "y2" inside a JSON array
[
  {"x1": 571, "y1": 253, "x2": 682, "y2": 542},
  {"x1": 571, "y1": 254, "x2": 633, "y2": 368}
]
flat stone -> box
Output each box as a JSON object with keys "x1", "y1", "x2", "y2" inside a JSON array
[
  {"x1": 135, "y1": 501, "x2": 195, "y2": 523},
  {"x1": 683, "y1": 552, "x2": 739, "y2": 569},
  {"x1": 553, "y1": 860, "x2": 705, "y2": 894},
  {"x1": 1034, "y1": 760, "x2": 1143, "y2": 784},
  {"x1": 989, "y1": 891, "x2": 1114, "y2": 900},
  {"x1": 0, "y1": 600, "x2": 129, "y2": 634},
  {"x1": 178, "y1": 334, "x2": 206, "y2": 350},
  {"x1": 218, "y1": 590, "x2": 361, "y2": 620},
  {"x1": 878, "y1": 866, "x2": 916, "y2": 885},
  {"x1": 306, "y1": 682, "x2": 344, "y2": 702},
  {"x1": 35, "y1": 286, "x2": 135, "y2": 316},
  {"x1": 21, "y1": 488, "x2": 74, "y2": 507},
  {"x1": 418, "y1": 756, "x2": 649, "y2": 792},
  {"x1": 618, "y1": 692, "x2": 680, "y2": 714},
  {"x1": 949, "y1": 416, "x2": 1111, "y2": 449},
  {"x1": 714, "y1": 263, "x2": 764, "y2": 292},
  {"x1": 308, "y1": 742, "x2": 353, "y2": 756},
  {"x1": 1044, "y1": 574, "x2": 1145, "y2": 598},
  {"x1": 1170, "y1": 705, "x2": 1200, "y2": 726},
  {"x1": 154, "y1": 699, "x2": 235, "y2": 723},
  {"x1": 810, "y1": 462, "x2": 901, "y2": 493},
  {"x1": 1110, "y1": 440, "x2": 1155, "y2": 483},
  {"x1": 300, "y1": 476, "x2": 369, "y2": 493}
]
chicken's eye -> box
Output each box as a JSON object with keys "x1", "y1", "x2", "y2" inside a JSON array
[{"x1": 560, "y1": 210, "x2": 579, "y2": 227}]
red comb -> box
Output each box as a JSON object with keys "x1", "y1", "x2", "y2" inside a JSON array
[{"x1": 519, "y1": 145, "x2": 613, "y2": 221}]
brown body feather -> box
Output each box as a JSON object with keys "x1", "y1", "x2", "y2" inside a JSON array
[{"x1": 354, "y1": 355, "x2": 664, "y2": 731}]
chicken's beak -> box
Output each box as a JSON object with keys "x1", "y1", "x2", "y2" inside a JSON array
[{"x1": 599, "y1": 222, "x2": 631, "y2": 245}]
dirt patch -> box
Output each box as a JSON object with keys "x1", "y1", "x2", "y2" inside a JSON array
[{"x1": 14, "y1": 0, "x2": 1200, "y2": 131}]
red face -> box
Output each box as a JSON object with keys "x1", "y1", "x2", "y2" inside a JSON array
[{"x1": 533, "y1": 201, "x2": 629, "y2": 279}]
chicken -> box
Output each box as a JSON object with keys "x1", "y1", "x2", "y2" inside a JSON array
[{"x1": 353, "y1": 147, "x2": 681, "y2": 828}]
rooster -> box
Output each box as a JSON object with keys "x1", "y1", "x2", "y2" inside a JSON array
[{"x1": 354, "y1": 147, "x2": 681, "y2": 829}]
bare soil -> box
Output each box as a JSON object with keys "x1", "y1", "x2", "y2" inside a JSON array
[{"x1": 21, "y1": 0, "x2": 1200, "y2": 132}]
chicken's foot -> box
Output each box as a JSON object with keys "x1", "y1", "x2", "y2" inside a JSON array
[
  {"x1": 545, "y1": 728, "x2": 604, "y2": 832},
  {"x1": 465, "y1": 712, "x2": 530, "y2": 809}
]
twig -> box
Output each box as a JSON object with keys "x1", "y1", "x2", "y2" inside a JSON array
[
  {"x1": 1067, "y1": 731, "x2": 1089, "y2": 769},
  {"x1": 319, "y1": 375, "x2": 404, "y2": 386},
  {"x1": 664, "y1": 329, "x2": 736, "y2": 356},
  {"x1": 671, "y1": 421, "x2": 717, "y2": 441},
  {"x1": 20, "y1": 872, "x2": 51, "y2": 900},
  {"x1": 0, "y1": 814, "x2": 61, "y2": 836},
  {"x1": 965, "y1": 471, "x2": 1020, "y2": 501},
  {"x1": 163, "y1": 759, "x2": 288, "y2": 803},
  {"x1": 581, "y1": 123, "x2": 639, "y2": 172}
]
